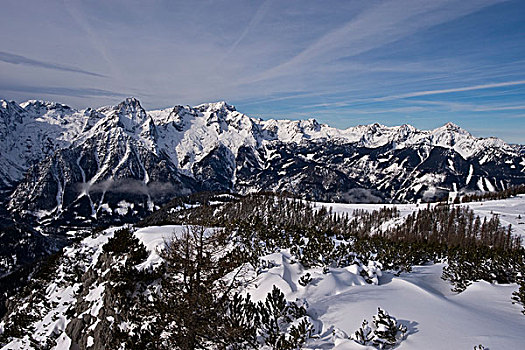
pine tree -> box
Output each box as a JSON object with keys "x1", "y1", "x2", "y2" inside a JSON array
[
  {"x1": 372, "y1": 308, "x2": 407, "y2": 349},
  {"x1": 350, "y1": 308, "x2": 407, "y2": 349},
  {"x1": 155, "y1": 225, "x2": 247, "y2": 349},
  {"x1": 352, "y1": 320, "x2": 373, "y2": 345},
  {"x1": 258, "y1": 285, "x2": 312, "y2": 349}
]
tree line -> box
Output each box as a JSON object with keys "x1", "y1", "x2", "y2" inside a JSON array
[{"x1": 457, "y1": 184, "x2": 525, "y2": 204}]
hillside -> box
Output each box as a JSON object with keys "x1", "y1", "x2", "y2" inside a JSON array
[{"x1": 1, "y1": 194, "x2": 524, "y2": 349}]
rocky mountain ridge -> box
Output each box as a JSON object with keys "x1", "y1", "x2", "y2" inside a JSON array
[{"x1": 1, "y1": 97, "x2": 524, "y2": 227}]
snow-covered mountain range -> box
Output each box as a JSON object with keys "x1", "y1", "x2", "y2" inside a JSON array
[{"x1": 1, "y1": 97, "x2": 524, "y2": 226}]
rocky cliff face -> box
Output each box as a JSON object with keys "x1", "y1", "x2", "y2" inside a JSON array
[{"x1": 1, "y1": 97, "x2": 524, "y2": 227}]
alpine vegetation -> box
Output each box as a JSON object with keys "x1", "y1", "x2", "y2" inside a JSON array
[{"x1": 1, "y1": 191, "x2": 525, "y2": 349}]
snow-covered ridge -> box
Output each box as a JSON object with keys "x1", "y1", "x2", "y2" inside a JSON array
[
  {"x1": 0, "y1": 97, "x2": 516, "y2": 179},
  {"x1": 1, "y1": 97, "x2": 523, "y2": 217},
  {"x1": 146, "y1": 100, "x2": 516, "y2": 167}
]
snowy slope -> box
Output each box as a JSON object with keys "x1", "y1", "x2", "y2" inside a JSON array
[
  {"x1": 0, "y1": 100, "x2": 92, "y2": 192},
  {"x1": 465, "y1": 194, "x2": 525, "y2": 238},
  {"x1": 134, "y1": 212, "x2": 525, "y2": 349},
  {"x1": 2, "y1": 220, "x2": 523, "y2": 349},
  {"x1": 247, "y1": 256, "x2": 525, "y2": 349}
]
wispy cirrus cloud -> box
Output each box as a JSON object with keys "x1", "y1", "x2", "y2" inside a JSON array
[
  {"x1": 221, "y1": 0, "x2": 273, "y2": 61},
  {"x1": 298, "y1": 80, "x2": 525, "y2": 109},
  {"x1": 0, "y1": 84, "x2": 127, "y2": 98},
  {"x1": 409, "y1": 100, "x2": 525, "y2": 112},
  {"x1": 474, "y1": 105, "x2": 525, "y2": 112},
  {"x1": 243, "y1": 0, "x2": 508, "y2": 84},
  {"x1": 0, "y1": 51, "x2": 106, "y2": 78},
  {"x1": 371, "y1": 80, "x2": 525, "y2": 102}
]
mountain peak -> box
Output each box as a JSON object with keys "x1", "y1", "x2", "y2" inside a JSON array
[
  {"x1": 117, "y1": 97, "x2": 143, "y2": 109},
  {"x1": 112, "y1": 97, "x2": 150, "y2": 132},
  {"x1": 195, "y1": 101, "x2": 236, "y2": 113},
  {"x1": 399, "y1": 123, "x2": 416, "y2": 130},
  {"x1": 0, "y1": 100, "x2": 25, "y2": 126},
  {"x1": 20, "y1": 100, "x2": 72, "y2": 113},
  {"x1": 0, "y1": 99, "x2": 23, "y2": 112},
  {"x1": 443, "y1": 122, "x2": 461, "y2": 130},
  {"x1": 433, "y1": 122, "x2": 471, "y2": 138}
]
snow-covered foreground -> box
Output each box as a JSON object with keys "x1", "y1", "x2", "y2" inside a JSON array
[
  {"x1": 246, "y1": 252, "x2": 525, "y2": 349},
  {"x1": 2, "y1": 194, "x2": 525, "y2": 349},
  {"x1": 136, "y1": 225, "x2": 525, "y2": 349}
]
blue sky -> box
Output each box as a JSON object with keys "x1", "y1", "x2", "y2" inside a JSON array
[{"x1": 1, "y1": 0, "x2": 524, "y2": 143}]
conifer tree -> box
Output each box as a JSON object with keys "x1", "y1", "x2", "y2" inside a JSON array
[
  {"x1": 156, "y1": 225, "x2": 246, "y2": 349},
  {"x1": 352, "y1": 320, "x2": 374, "y2": 345},
  {"x1": 372, "y1": 307, "x2": 407, "y2": 349}
]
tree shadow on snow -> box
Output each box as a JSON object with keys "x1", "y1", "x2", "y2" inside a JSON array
[
  {"x1": 308, "y1": 276, "x2": 324, "y2": 286},
  {"x1": 387, "y1": 320, "x2": 419, "y2": 349},
  {"x1": 400, "y1": 319, "x2": 419, "y2": 337},
  {"x1": 378, "y1": 272, "x2": 394, "y2": 285}
]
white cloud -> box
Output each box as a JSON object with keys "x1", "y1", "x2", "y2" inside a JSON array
[{"x1": 372, "y1": 80, "x2": 525, "y2": 102}]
